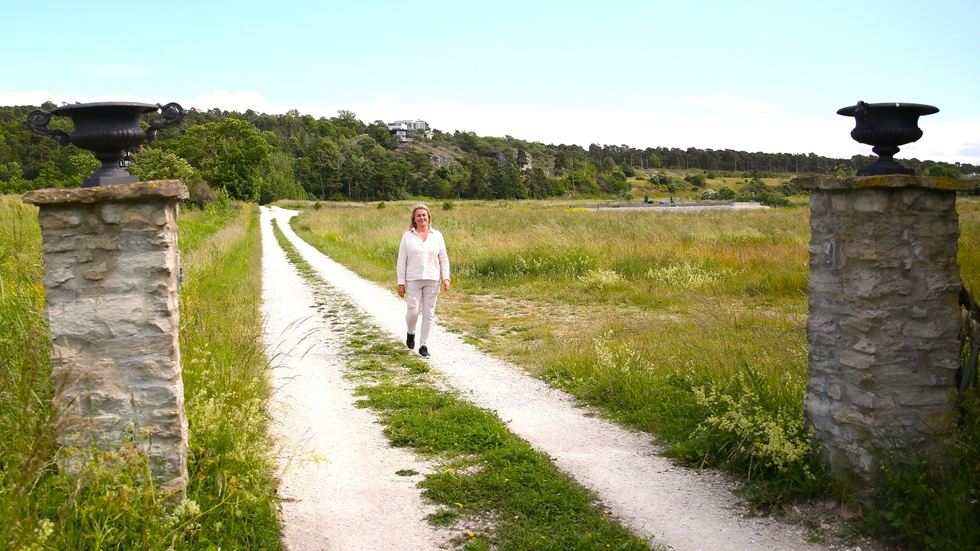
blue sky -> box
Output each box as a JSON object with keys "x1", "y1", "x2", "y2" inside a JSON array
[{"x1": 3, "y1": 0, "x2": 979, "y2": 164}]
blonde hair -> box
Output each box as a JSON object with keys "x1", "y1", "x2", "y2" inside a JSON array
[{"x1": 409, "y1": 204, "x2": 431, "y2": 229}]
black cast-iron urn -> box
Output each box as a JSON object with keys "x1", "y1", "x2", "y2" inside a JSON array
[
  {"x1": 837, "y1": 101, "x2": 939, "y2": 176},
  {"x1": 27, "y1": 101, "x2": 184, "y2": 187}
]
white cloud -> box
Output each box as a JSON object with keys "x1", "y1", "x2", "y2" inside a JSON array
[
  {"x1": 909, "y1": 120, "x2": 980, "y2": 166},
  {"x1": 79, "y1": 64, "x2": 147, "y2": 78},
  {"x1": 674, "y1": 93, "x2": 775, "y2": 114},
  {"x1": 182, "y1": 91, "x2": 278, "y2": 113},
  {"x1": 0, "y1": 91, "x2": 176, "y2": 107},
  {"x1": 0, "y1": 91, "x2": 62, "y2": 106},
  {"x1": 373, "y1": 93, "x2": 399, "y2": 103}
]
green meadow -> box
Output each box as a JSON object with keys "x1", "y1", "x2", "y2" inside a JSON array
[
  {"x1": 2, "y1": 193, "x2": 978, "y2": 549},
  {"x1": 295, "y1": 201, "x2": 814, "y2": 488},
  {"x1": 292, "y1": 198, "x2": 980, "y2": 548}
]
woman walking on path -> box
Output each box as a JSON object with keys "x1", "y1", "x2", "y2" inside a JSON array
[{"x1": 396, "y1": 204, "x2": 451, "y2": 359}]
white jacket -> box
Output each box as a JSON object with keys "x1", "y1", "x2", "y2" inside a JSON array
[{"x1": 396, "y1": 227, "x2": 450, "y2": 285}]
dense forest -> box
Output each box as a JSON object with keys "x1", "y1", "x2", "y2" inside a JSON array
[{"x1": 1, "y1": 102, "x2": 976, "y2": 204}]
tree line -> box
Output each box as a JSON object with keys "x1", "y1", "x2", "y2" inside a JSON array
[{"x1": 1, "y1": 103, "x2": 975, "y2": 204}]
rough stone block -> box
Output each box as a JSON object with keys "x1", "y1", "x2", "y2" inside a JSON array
[
  {"x1": 803, "y1": 177, "x2": 963, "y2": 497},
  {"x1": 853, "y1": 191, "x2": 890, "y2": 213},
  {"x1": 24, "y1": 181, "x2": 189, "y2": 498}
]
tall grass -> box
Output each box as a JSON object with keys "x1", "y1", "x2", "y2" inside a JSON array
[
  {"x1": 958, "y1": 198, "x2": 980, "y2": 292},
  {"x1": 0, "y1": 196, "x2": 59, "y2": 549},
  {"x1": 177, "y1": 203, "x2": 282, "y2": 549},
  {"x1": 0, "y1": 198, "x2": 282, "y2": 549},
  {"x1": 292, "y1": 198, "x2": 980, "y2": 546}
]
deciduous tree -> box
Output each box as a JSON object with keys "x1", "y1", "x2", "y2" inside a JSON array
[{"x1": 174, "y1": 118, "x2": 269, "y2": 201}]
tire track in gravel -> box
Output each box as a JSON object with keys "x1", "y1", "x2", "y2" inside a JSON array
[{"x1": 261, "y1": 207, "x2": 447, "y2": 550}]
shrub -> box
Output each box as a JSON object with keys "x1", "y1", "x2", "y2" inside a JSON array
[
  {"x1": 716, "y1": 186, "x2": 737, "y2": 200},
  {"x1": 685, "y1": 174, "x2": 706, "y2": 187},
  {"x1": 186, "y1": 177, "x2": 220, "y2": 209},
  {"x1": 758, "y1": 192, "x2": 790, "y2": 207},
  {"x1": 740, "y1": 178, "x2": 769, "y2": 196},
  {"x1": 130, "y1": 148, "x2": 196, "y2": 182},
  {"x1": 578, "y1": 268, "x2": 626, "y2": 291},
  {"x1": 868, "y1": 391, "x2": 980, "y2": 548},
  {"x1": 736, "y1": 179, "x2": 791, "y2": 207},
  {"x1": 926, "y1": 165, "x2": 961, "y2": 179},
  {"x1": 646, "y1": 260, "x2": 736, "y2": 289},
  {"x1": 777, "y1": 180, "x2": 802, "y2": 197},
  {"x1": 653, "y1": 173, "x2": 673, "y2": 186},
  {"x1": 692, "y1": 382, "x2": 813, "y2": 475},
  {"x1": 673, "y1": 363, "x2": 821, "y2": 502}
]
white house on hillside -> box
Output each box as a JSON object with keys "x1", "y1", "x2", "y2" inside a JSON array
[{"x1": 388, "y1": 119, "x2": 432, "y2": 142}]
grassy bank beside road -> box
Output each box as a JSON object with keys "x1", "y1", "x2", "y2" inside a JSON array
[
  {"x1": 0, "y1": 197, "x2": 282, "y2": 550},
  {"x1": 177, "y1": 203, "x2": 282, "y2": 549}
]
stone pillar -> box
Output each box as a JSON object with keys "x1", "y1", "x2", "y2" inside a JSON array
[
  {"x1": 800, "y1": 175, "x2": 972, "y2": 494},
  {"x1": 22, "y1": 180, "x2": 189, "y2": 498}
]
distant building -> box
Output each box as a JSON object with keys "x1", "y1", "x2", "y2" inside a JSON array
[{"x1": 388, "y1": 119, "x2": 432, "y2": 142}]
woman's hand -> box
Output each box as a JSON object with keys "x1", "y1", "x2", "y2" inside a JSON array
[
  {"x1": 397, "y1": 284, "x2": 406, "y2": 298},
  {"x1": 442, "y1": 280, "x2": 451, "y2": 292}
]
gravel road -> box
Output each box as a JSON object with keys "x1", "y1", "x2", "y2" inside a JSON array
[{"x1": 259, "y1": 205, "x2": 831, "y2": 551}]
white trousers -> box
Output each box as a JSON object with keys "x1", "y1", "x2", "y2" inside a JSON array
[{"x1": 405, "y1": 279, "x2": 440, "y2": 347}]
